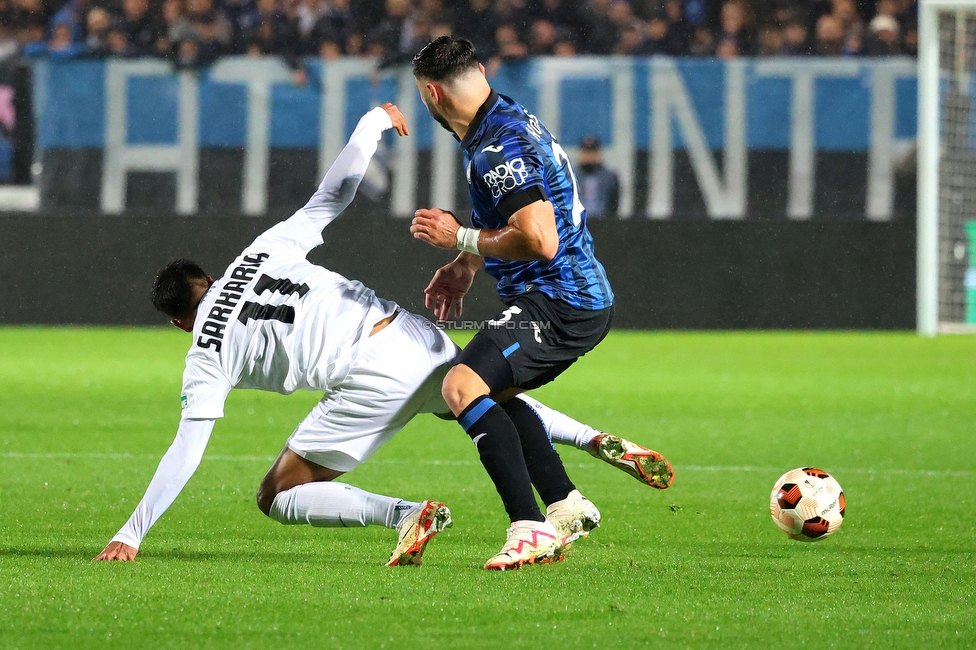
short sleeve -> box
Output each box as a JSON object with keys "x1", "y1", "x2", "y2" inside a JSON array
[
  {"x1": 180, "y1": 352, "x2": 232, "y2": 420},
  {"x1": 475, "y1": 129, "x2": 547, "y2": 218}
]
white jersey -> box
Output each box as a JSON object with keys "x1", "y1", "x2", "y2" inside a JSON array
[
  {"x1": 110, "y1": 106, "x2": 401, "y2": 550},
  {"x1": 180, "y1": 211, "x2": 396, "y2": 420},
  {"x1": 180, "y1": 107, "x2": 398, "y2": 421}
]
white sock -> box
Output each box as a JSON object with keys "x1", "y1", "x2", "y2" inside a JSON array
[
  {"x1": 269, "y1": 482, "x2": 420, "y2": 529},
  {"x1": 516, "y1": 394, "x2": 601, "y2": 454}
]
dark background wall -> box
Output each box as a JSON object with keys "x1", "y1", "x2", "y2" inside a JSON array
[{"x1": 0, "y1": 207, "x2": 915, "y2": 328}]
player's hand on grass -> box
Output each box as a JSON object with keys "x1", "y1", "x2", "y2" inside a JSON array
[
  {"x1": 380, "y1": 102, "x2": 409, "y2": 136},
  {"x1": 94, "y1": 541, "x2": 138, "y2": 562},
  {"x1": 424, "y1": 257, "x2": 478, "y2": 321},
  {"x1": 411, "y1": 208, "x2": 462, "y2": 250}
]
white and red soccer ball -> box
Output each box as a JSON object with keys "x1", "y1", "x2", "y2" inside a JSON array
[{"x1": 769, "y1": 468, "x2": 845, "y2": 541}]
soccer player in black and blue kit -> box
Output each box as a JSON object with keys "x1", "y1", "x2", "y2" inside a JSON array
[{"x1": 410, "y1": 36, "x2": 673, "y2": 570}]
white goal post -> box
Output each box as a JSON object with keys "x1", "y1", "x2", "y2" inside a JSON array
[{"x1": 917, "y1": 0, "x2": 976, "y2": 336}]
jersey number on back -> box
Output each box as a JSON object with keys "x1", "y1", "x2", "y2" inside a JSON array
[{"x1": 237, "y1": 274, "x2": 310, "y2": 325}]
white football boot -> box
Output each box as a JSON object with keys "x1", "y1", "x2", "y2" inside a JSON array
[
  {"x1": 386, "y1": 500, "x2": 453, "y2": 567},
  {"x1": 545, "y1": 489, "x2": 602, "y2": 548},
  {"x1": 483, "y1": 519, "x2": 562, "y2": 571},
  {"x1": 589, "y1": 434, "x2": 675, "y2": 489}
]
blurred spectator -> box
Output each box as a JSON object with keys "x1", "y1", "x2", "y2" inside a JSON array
[
  {"x1": 762, "y1": 0, "x2": 797, "y2": 28},
  {"x1": 106, "y1": 22, "x2": 133, "y2": 56},
  {"x1": 368, "y1": 0, "x2": 409, "y2": 56},
  {"x1": 615, "y1": 20, "x2": 645, "y2": 55},
  {"x1": 11, "y1": 0, "x2": 50, "y2": 47},
  {"x1": 715, "y1": 0, "x2": 755, "y2": 56},
  {"x1": 715, "y1": 36, "x2": 739, "y2": 58},
  {"x1": 155, "y1": 0, "x2": 193, "y2": 57},
  {"x1": 0, "y1": 19, "x2": 19, "y2": 60},
  {"x1": 372, "y1": 0, "x2": 442, "y2": 67},
  {"x1": 553, "y1": 36, "x2": 576, "y2": 55},
  {"x1": 781, "y1": 17, "x2": 809, "y2": 55},
  {"x1": 690, "y1": 26, "x2": 714, "y2": 55},
  {"x1": 239, "y1": 0, "x2": 298, "y2": 62},
  {"x1": 639, "y1": 7, "x2": 669, "y2": 55},
  {"x1": 756, "y1": 23, "x2": 782, "y2": 56},
  {"x1": 875, "y1": 0, "x2": 898, "y2": 19},
  {"x1": 292, "y1": 0, "x2": 322, "y2": 48},
  {"x1": 121, "y1": 0, "x2": 159, "y2": 56},
  {"x1": 187, "y1": 0, "x2": 231, "y2": 45},
  {"x1": 153, "y1": 0, "x2": 192, "y2": 57},
  {"x1": 84, "y1": 5, "x2": 112, "y2": 55},
  {"x1": 865, "y1": 13, "x2": 901, "y2": 54},
  {"x1": 50, "y1": 0, "x2": 90, "y2": 44},
  {"x1": 5, "y1": 0, "x2": 919, "y2": 62},
  {"x1": 220, "y1": 0, "x2": 251, "y2": 53},
  {"x1": 902, "y1": 16, "x2": 918, "y2": 56},
  {"x1": 47, "y1": 21, "x2": 82, "y2": 54},
  {"x1": 832, "y1": 0, "x2": 865, "y2": 55},
  {"x1": 170, "y1": 0, "x2": 228, "y2": 68},
  {"x1": 494, "y1": 22, "x2": 527, "y2": 60},
  {"x1": 576, "y1": 136, "x2": 619, "y2": 220},
  {"x1": 492, "y1": 0, "x2": 530, "y2": 38},
  {"x1": 663, "y1": 0, "x2": 693, "y2": 54},
  {"x1": 452, "y1": 0, "x2": 497, "y2": 57},
  {"x1": 531, "y1": 0, "x2": 586, "y2": 51},
  {"x1": 608, "y1": 0, "x2": 635, "y2": 32},
  {"x1": 582, "y1": 0, "x2": 619, "y2": 54},
  {"x1": 529, "y1": 19, "x2": 557, "y2": 55},
  {"x1": 684, "y1": 0, "x2": 707, "y2": 26},
  {"x1": 308, "y1": 0, "x2": 354, "y2": 55},
  {"x1": 814, "y1": 14, "x2": 843, "y2": 55},
  {"x1": 485, "y1": 21, "x2": 524, "y2": 75}
]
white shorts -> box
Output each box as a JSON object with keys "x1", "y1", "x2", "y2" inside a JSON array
[{"x1": 286, "y1": 310, "x2": 458, "y2": 472}]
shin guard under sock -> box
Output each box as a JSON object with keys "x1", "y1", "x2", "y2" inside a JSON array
[
  {"x1": 502, "y1": 397, "x2": 576, "y2": 506},
  {"x1": 458, "y1": 395, "x2": 544, "y2": 523}
]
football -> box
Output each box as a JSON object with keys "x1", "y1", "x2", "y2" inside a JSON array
[{"x1": 769, "y1": 468, "x2": 845, "y2": 541}]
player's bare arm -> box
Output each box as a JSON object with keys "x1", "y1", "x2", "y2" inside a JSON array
[
  {"x1": 410, "y1": 199, "x2": 559, "y2": 262},
  {"x1": 423, "y1": 251, "x2": 482, "y2": 321}
]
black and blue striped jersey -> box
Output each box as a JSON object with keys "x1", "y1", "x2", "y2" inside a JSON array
[{"x1": 460, "y1": 91, "x2": 614, "y2": 311}]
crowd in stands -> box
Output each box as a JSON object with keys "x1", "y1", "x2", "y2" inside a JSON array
[{"x1": 0, "y1": 0, "x2": 919, "y2": 67}]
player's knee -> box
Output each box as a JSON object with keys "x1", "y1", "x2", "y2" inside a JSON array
[
  {"x1": 256, "y1": 480, "x2": 278, "y2": 518},
  {"x1": 441, "y1": 366, "x2": 473, "y2": 415}
]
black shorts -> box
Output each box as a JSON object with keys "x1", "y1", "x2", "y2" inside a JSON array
[{"x1": 454, "y1": 291, "x2": 613, "y2": 394}]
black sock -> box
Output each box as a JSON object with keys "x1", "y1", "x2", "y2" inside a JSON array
[
  {"x1": 458, "y1": 395, "x2": 544, "y2": 523},
  {"x1": 502, "y1": 398, "x2": 576, "y2": 507}
]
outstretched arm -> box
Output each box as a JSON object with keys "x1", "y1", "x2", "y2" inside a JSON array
[
  {"x1": 94, "y1": 418, "x2": 215, "y2": 561},
  {"x1": 302, "y1": 103, "x2": 408, "y2": 232}
]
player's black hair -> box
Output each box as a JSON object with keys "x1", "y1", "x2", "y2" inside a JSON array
[
  {"x1": 151, "y1": 259, "x2": 208, "y2": 319},
  {"x1": 412, "y1": 36, "x2": 479, "y2": 81}
]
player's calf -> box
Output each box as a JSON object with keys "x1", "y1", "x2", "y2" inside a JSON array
[{"x1": 257, "y1": 447, "x2": 344, "y2": 516}]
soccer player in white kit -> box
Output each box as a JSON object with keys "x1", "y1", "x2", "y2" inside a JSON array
[{"x1": 94, "y1": 103, "x2": 668, "y2": 567}]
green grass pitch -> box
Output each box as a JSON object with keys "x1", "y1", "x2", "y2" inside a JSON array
[{"x1": 1, "y1": 327, "x2": 974, "y2": 648}]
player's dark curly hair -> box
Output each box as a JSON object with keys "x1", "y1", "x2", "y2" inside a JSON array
[
  {"x1": 412, "y1": 36, "x2": 479, "y2": 81},
  {"x1": 151, "y1": 259, "x2": 208, "y2": 319}
]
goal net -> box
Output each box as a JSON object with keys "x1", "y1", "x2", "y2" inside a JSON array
[{"x1": 918, "y1": 0, "x2": 976, "y2": 335}]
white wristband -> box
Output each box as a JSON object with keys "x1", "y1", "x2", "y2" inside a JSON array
[{"x1": 456, "y1": 227, "x2": 481, "y2": 255}]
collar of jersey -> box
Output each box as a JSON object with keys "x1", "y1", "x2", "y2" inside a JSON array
[{"x1": 460, "y1": 89, "x2": 500, "y2": 150}]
